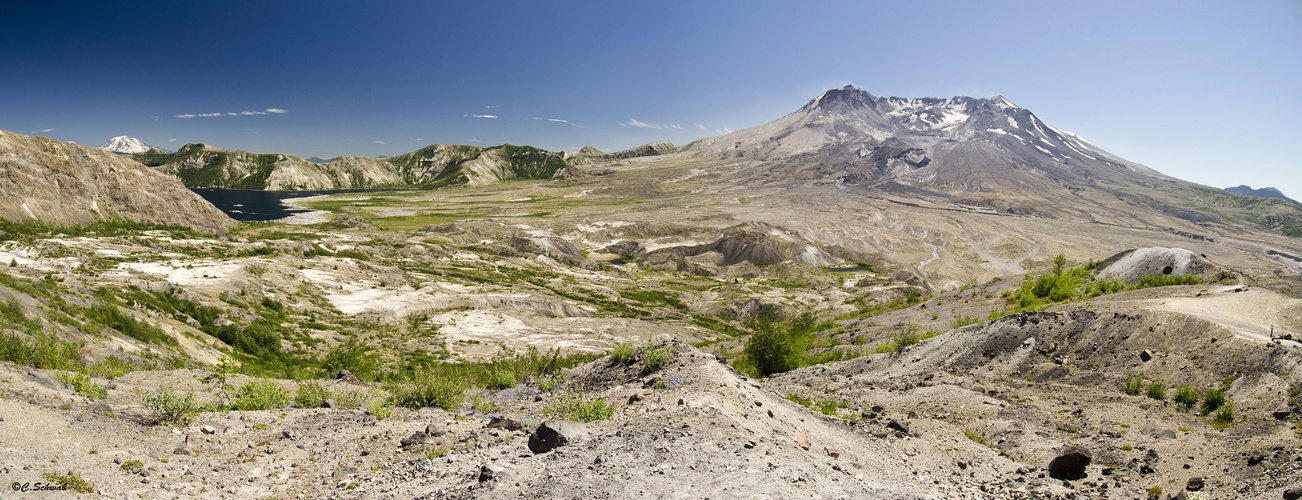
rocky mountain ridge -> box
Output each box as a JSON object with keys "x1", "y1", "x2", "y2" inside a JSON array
[
  {"x1": 134, "y1": 143, "x2": 573, "y2": 191},
  {"x1": 1227, "y1": 185, "x2": 1298, "y2": 204},
  {"x1": 0, "y1": 130, "x2": 236, "y2": 233}
]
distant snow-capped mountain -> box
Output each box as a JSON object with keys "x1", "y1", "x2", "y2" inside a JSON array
[{"x1": 100, "y1": 136, "x2": 163, "y2": 154}]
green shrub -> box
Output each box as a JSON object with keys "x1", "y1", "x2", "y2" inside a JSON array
[
  {"x1": 294, "y1": 380, "x2": 332, "y2": 409},
  {"x1": 367, "y1": 399, "x2": 394, "y2": 420},
  {"x1": 120, "y1": 460, "x2": 143, "y2": 471},
  {"x1": 547, "y1": 392, "x2": 614, "y2": 422},
  {"x1": 144, "y1": 386, "x2": 200, "y2": 425},
  {"x1": 332, "y1": 386, "x2": 375, "y2": 409},
  {"x1": 609, "y1": 343, "x2": 636, "y2": 365},
  {"x1": 390, "y1": 368, "x2": 464, "y2": 410},
  {"x1": 1124, "y1": 374, "x2": 1143, "y2": 396},
  {"x1": 485, "y1": 369, "x2": 516, "y2": 391},
  {"x1": 1173, "y1": 385, "x2": 1199, "y2": 406},
  {"x1": 229, "y1": 380, "x2": 289, "y2": 411},
  {"x1": 57, "y1": 371, "x2": 107, "y2": 399},
  {"x1": 1201, "y1": 387, "x2": 1227, "y2": 415},
  {"x1": 1145, "y1": 380, "x2": 1167, "y2": 400},
  {"x1": 642, "y1": 344, "x2": 673, "y2": 373},
  {"x1": 537, "y1": 374, "x2": 561, "y2": 392},
  {"x1": 743, "y1": 313, "x2": 816, "y2": 377},
  {"x1": 1212, "y1": 401, "x2": 1234, "y2": 427},
  {"x1": 321, "y1": 340, "x2": 378, "y2": 381}
]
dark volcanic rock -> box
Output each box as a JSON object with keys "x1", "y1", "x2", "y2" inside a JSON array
[
  {"x1": 528, "y1": 421, "x2": 588, "y2": 454},
  {"x1": 1048, "y1": 445, "x2": 1092, "y2": 476}
]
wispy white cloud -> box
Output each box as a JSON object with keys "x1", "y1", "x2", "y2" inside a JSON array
[
  {"x1": 411, "y1": 138, "x2": 425, "y2": 141},
  {"x1": 694, "y1": 124, "x2": 707, "y2": 132},
  {"x1": 621, "y1": 118, "x2": 682, "y2": 130},
  {"x1": 532, "y1": 117, "x2": 568, "y2": 123},
  {"x1": 716, "y1": 127, "x2": 732, "y2": 135},
  {"x1": 175, "y1": 108, "x2": 288, "y2": 118},
  {"x1": 31, "y1": 128, "x2": 54, "y2": 133},
  {"x1": 484, "y1": 105, "x2": 499, "y2": 109},
  {"x1": 168, "y1": 138, "x2": 176, "y2": 142},
  {"x1": 373, "y1": 140, "x2": 386, "y2": 144},
  {"x1": 467, "y1": 114, "x2": 497, "y2": 119}
]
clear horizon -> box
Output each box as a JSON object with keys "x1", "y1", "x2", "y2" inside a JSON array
[{"x1": 5, "y1": 0, "x2": 1301, "y2": 198}]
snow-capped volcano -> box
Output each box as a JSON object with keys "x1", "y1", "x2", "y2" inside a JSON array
[{"x1": 99, "y1": 136, "x2": 159, "y2": 154}]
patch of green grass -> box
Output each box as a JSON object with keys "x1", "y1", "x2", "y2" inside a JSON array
[
  {"x1": 547, "y1": 392, "x2": 614, "y2": 422},
  {"x1": 120, "y1": 460, "x2": 143, "y2": 471},
  {"x1": 229, "y1": 380, "x2": 289, "y2": 411},
  {"x1": 389, "y1": 368, "x2": 465, "y2": 410},
  {"x1": 42, "y1": 472, "x2": 93, "y2": 493},
  {"x1": 949, "y1": 315, "x2": 982, "y2": 329},
  {"x1": 293, "y1": 380, "x2": 332, "y2": 409},
  {"x1": 367, "y1": 399, "x2": 395, "y2": 420},
  {"x1": 609, "y1": 343, "x2": 636, "y2": 365},
  {"x1": 964, "y1": 429, "x2": 988, "y2": 446}
]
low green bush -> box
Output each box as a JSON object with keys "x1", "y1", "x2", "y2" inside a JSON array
[
  {"x1": 58, "y1": 371, "x2": 107, "y2": 399},
  {"x1": 547, "y1": 392, "x2": 614, "y2": 422},
  {"x1": 144, "y1": 386, "x2": 201, "y2": 425},
  {"x1": 1124, "y1": 374, "x2": 1143, "y2": 396},
  {"x1": 390, "y1": 368, "x2": 464, "y2": 410},
  {"x1": 1145, "y1": 380, "x2": 1167, "y2": 400},
  {"x1": 294, "y1": 380, "x2": 332, "y2": 408},
  {"x1": 1173, "y1": 385, "x2": 1199, "y2": 406},
  {"x1": 641, "y1": 344, "x2": 673, "y2": 373},
  {"x1": 609, "y1": 342, "x2": 636, "y2": 365},
  {"x1": 229, "y1": 380, "x2": 289, "y2": 411},
  {"x1": 1201, "y1": 387, "x2": 1227, "y2": 415}
]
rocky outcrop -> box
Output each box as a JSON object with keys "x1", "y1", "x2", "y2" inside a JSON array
[{"x1": 0, "y1": 130, "x2": 236, "y2": 234}]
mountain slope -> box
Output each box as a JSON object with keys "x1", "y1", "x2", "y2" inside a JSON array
[
  {"x1": 682, "y1": 86, "x2": 1302, "y2": 237},
  {"x1": 0, "y1": 130, "x2": 236, "y2": 234},
  {"x1": 99, "y1": 135, "x2": 162, "y2": 154},
  {"x1": 134, "y1": 143, "x2": 572, "y2": 190}
]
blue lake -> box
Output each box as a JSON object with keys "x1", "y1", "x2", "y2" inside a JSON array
[{"x1": 191, "y1": 188, "x2": 391, "y2": 222}]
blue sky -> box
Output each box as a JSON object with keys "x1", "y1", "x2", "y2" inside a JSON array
[{"x1": 4, "y1": 1, "x2": 1301, "y2": 197}]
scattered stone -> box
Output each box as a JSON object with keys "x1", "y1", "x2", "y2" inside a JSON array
[
  {"x1": 1274, "y1": 410, "x2": 1293, "y2": 421},
  {"x1": 1048, "y1": 445, "x2": 1092, "y2": 476},
  {"x1": 172, "y1": 446, "x2": 190, "y2": 456},
  {"x1": 201, "y1": 422, "x2": 228, "y2": 435},
  {"x1": 425, "y1": 424, "x2": 447, "y2": 438},
  {"x1": 1249, "y1": 451, "x2": 1268, "y2": 467},
  {"x1": 1140, "y1": 350, "x2": 1154, "y2": 362},
  {"x1": 886, "y1": 419, "x2": 909, "y2": 434},
  {"x1": 1153, "y1": 429, "x2": 1177, "y2": 439},
  {"x1": 1186, "y1": 477, "x2": 1204, "y2": 491},
  {"x1": 486, "y1": 417, "x2": 523, "y2": 431},
  {"x1": 824, "y1": 446, "x2": 839, "y2": 458},
  {"x1": 401, "y1": 431, "x2": 429, "y2": 447},
  {"x1": 479, "y1": 463, "x2": 507, "y2": 482},
  {"x1": 320, "y1": 399, "x2": 335, "y2": 409},
  {"x1": 334, "y1": 370, "x2": 365, "y2": 385},
  {"x1": 1283, "y1": 483, "x2": 1302, "y2": 500},
  {"x1": 1146, "y1": 449, "x2": 1160, "y2": 462},
  {"x1": 792, "y1": 432, "x2": 810, "y2": 451},
  {"x1": 281, "y1": 430, "x2": 299, "y2": 440},
  {"x1": 957, "y1": 461, "x2": 968, "y2": 470},
  {"x1": 332, "y1": 465, "x2": 358, "y2": 479},
  {"x1": 528, "y1": 421, "x2": 588, "y2": 454}
]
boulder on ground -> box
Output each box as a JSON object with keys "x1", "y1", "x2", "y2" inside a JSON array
[
  {"x1": 528, "y1": 421, "x2": 588, "y2": 454},
  {"x1": 1048, "y1": 445, "x2": 1092, "y2": 476}
]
